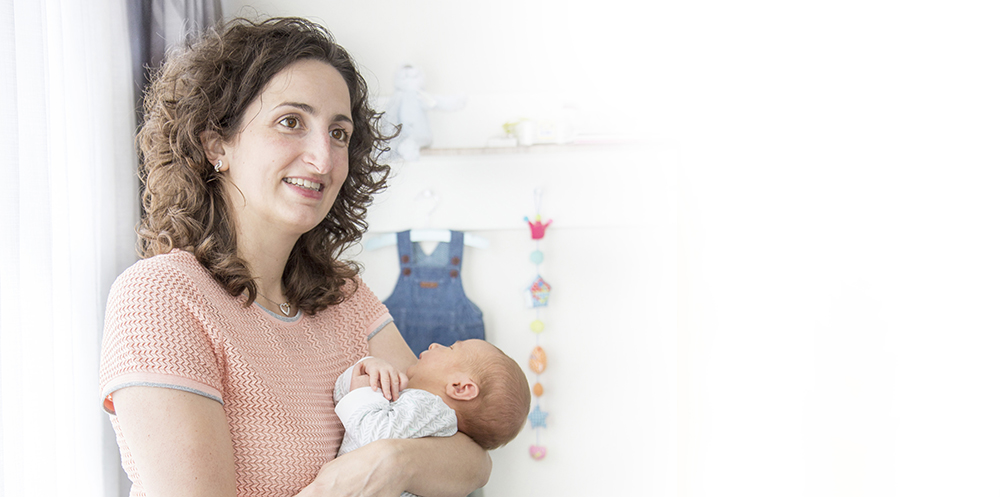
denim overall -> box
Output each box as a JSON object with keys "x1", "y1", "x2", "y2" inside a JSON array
[{"x1": 383, "y1": 230, "x2": 485, "y2": 357}]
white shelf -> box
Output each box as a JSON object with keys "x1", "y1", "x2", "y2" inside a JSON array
[
  {"x1": 365, "y1": 143, "x2": 663, "y2": 234},
  {"x1": 419, "y1": 141, "x2": 643, "y2": 157}
]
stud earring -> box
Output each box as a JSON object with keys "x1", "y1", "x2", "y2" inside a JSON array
[{"x1": 214, "y1": 160, "x2": 223, "y2": 173}]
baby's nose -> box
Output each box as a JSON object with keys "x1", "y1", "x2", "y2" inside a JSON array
[{"x1": 428, "y1": 343, "x2": 442, "y2": 350}]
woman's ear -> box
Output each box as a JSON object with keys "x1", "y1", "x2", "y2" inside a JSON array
[
  {"x1": 199, "y1": 129, "x2": 226, "y2": 164},
  {"x1": 445, "y1": 376, "x2": 480, "y2": 402}
]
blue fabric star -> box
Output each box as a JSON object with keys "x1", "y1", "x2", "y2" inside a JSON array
[{"x1": 528, "y1": 404, "x2": 548, "y2": 429}]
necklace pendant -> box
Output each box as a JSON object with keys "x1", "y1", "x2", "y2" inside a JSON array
[{"x1": 279, "y1": 302, "x2": 291, "y2": 316}]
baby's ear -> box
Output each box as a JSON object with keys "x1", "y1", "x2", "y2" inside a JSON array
[{"x1": 445, "y1": 376, "x2": 479, "y2": 401}]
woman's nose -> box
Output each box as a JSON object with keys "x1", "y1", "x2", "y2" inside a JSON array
[
  {"x1": 428, "y1": 343, "x2": 442, "y2": 350},
  {"x1": 303, "y1": 132, "x2": 334, "y2": 173}
]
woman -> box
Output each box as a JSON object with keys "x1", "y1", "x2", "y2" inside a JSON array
[{"x1": 99, "y1": 17, "x2": 490, "y2": 497}]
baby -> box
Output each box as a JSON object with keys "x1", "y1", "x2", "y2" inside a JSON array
[{"x1": 334, "y1": 339, "x2": 531, "y2": 465}]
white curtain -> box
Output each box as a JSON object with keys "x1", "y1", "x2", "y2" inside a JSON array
[{"x1": 0, "y1": 0, "x2": 139, "y2": 496}]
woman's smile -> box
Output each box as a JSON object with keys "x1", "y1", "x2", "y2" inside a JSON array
[{"x1": 283, "y1": 176, "x2": 326, "y2": 199}]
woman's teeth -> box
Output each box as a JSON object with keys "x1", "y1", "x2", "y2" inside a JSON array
[{"x1": 284, "y1": 178, "x2": 323, "y2": 191}]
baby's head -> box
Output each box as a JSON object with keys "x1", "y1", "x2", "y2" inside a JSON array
[{"x1": 407, "y1": 339, "x2": 531, "y2": 450}]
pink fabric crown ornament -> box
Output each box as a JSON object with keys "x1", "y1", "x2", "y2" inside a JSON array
[{"x1": 524, "y1": 215, "x2": 552, "y2": 240}]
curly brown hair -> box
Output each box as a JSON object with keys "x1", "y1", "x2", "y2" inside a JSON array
[{"x1": 137, "y1": 17, "x2": 391, "y2": 314}]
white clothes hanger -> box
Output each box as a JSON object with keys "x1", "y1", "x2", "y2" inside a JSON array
[
  {"x1": 364, "y1": 189, "x2": 490, "y2": 251},
  {"x1": 365, "y1": 229, "x2": 490, "y2": 251}
]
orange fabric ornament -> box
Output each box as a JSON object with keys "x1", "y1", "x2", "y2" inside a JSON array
[{"x1": 529, "y1": 346, "x2": 547, "y2": 374}]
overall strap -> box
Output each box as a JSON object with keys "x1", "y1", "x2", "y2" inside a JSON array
[
  {"x1": 447, "y1": 231, "x2": 464, "y2": 276},
  {"x1": 396, "y1": 231, "x2": 414, "y2": 273}
]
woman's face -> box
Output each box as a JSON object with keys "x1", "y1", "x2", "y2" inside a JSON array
[{"x1": 220, "y1": 58, "x2": 353, "y2": 241}]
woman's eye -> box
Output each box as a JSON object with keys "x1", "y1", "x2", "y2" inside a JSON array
[
  {"x1": 279, "y1": 116, "x2": 300, "y2": 129},
  {"x1": 330, "y1": 129, "x2": 349, "y2": 142}
]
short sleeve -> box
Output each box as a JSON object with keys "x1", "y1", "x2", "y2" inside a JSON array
[
  {"x1": 346, "y1": 279, "x2": 393, "y2": 341},
  {"x1": 99, "y1": 261, "x2": 224, "y2": 414}
]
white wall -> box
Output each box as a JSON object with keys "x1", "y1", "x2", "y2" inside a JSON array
[
  {"x1": 674, "y1": 2, "x2": 1000, "y2": 497},
  {"x1": 220, "y1": 2, "x2": 672, "y2": 496}
]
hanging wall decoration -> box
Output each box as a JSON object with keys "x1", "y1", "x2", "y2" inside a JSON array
[{"x1": 524, "y1": 189, "x2": 552, "y2": 461}]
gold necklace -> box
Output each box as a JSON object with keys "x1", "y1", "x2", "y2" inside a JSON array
[{"x1": 258, "y1": 292, "x2": 292, "y2": 316}]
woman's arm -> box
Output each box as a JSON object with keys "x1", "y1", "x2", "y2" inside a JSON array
[
  {"x1": 392, "y1": 434, "x2": 492, "y2": 496},
  {"x1": 367, "y1": 322, "x2": 419, "y2": 372},
  {"x1": 112, "y1": 386, "x2": 237, "y2": 497},
  {"x1": 299, "y1": 429, "x2": 491, "y2": 497}
]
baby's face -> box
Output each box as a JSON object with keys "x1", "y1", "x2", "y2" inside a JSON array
[{"x1": 406, "y1": 339, "x2": 496, "y2": 380}]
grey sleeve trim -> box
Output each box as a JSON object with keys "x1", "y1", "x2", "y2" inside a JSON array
[
  {"x1": 367, "y1": 316, "x2": 394, "y2": 341},
  {"x1": 102, "y1": 382, "x2": 224, "y2": 415}
]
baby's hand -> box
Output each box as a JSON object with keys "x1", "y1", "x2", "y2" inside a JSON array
[{"x1": 352, "y1": 357, "x2": 409, "y2": 401}]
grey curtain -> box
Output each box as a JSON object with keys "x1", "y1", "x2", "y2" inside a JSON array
[{"x1": 126, "y1": 0, "x2": 222, "y2": 122}]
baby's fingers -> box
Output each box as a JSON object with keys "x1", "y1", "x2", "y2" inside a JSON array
[
  {"x1": 367, "y1": 368, "x2": 393, "y2": 401},
  {"x1": 379, "y1": 369, "x2": 396, "y2": 401},
  {"x1": 398, "y1": 371, "x2": 409, "y2": 392},
  {"x1": 368, "y1": 371, "x2": 385, "y2": 397},
  {"x1": 387, "y1": 371, "x2": 404, "y2": 401},
  {"x1": 396, "y1": 372, "x2": 409, "y2": 399}
]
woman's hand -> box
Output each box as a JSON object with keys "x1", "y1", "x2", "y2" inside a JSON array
[
  {"x1": 354, "y1": 357, "x2": 409, "y2": 401},
  {"x1": 295, "y1": 439, "x2": 406, "y2": 497},
  {"x1": 296, "y1": 436, "x2": 490, "y2": 497}
]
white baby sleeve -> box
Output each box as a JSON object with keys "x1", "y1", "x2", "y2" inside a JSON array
[
  {"x1": 335, "y1": 388, "x2": 458, "y2": 444},
  {"x1": 333, "y1": 360, "x2": 364, "y2": 404}
]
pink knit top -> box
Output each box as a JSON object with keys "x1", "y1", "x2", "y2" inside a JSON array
[{"x1": 99, "y1": 250, "x2": 391, "y2": 497}]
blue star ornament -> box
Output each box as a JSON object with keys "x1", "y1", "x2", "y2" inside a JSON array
[{"x1": 528, "y1": 404, "x2": 549, "y2": 429}]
